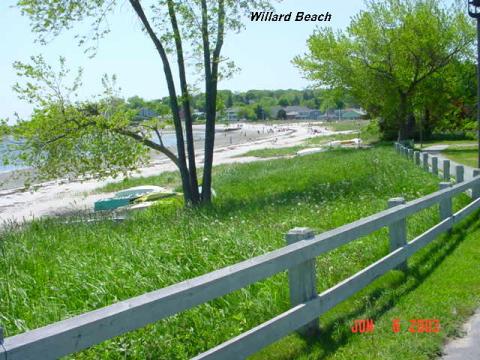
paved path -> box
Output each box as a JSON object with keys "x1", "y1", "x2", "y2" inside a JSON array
[
  {"x1": 423, "y1": 145, "x2": 450, "y2": 152},
  {"x1": 421, "y1": 147, "x2": 476, "y2": 182},
  {"x1": 418, "y1": 146, "x2": 480, "y2": 358},
  {"x1": 442, "y1": 309, "x2": 480, "y2": 359}
]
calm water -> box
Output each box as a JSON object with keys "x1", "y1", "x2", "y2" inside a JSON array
[
  {"x1": 0, "y1": 137, "x2": 28, "y2": 173},
  {"x1": 160, "y1": 131, "x2": 205, "y2": 147},
  {"x1": 0, "y1": 131, "x2": 205, "y2": 173}
]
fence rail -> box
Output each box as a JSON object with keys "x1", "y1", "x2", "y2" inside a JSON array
[{"x1": 1, "y1": 143, "x2": 480, "y2": 360}]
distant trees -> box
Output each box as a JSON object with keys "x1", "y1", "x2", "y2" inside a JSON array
[
  {"x1": 277, "y1": 109, "x2": 287, "y2": 120},
  {"x1": 123, "y1": 88, "x2": 356, "y2": 121},
  {"x1": 15, "y1": 0, "x2": 275, "y2": 205},
  {"x1": 295, "y1": 0, "x2": 475, "y2": 140}
]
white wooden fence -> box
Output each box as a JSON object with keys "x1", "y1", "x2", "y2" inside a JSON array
[{"x1": 1, "y1": 143, "x2": 480, "y2": 360}]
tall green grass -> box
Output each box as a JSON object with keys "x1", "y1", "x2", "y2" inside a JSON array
[{"x1": 0, "y1": 147, "x2": 475, "y2": 359}]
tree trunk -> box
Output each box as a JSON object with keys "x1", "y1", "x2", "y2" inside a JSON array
[
  {"x1": 397, "y1": 92, "x2": 408, "y2": 141},
  {"x1": 397, "y1": 92, "x2": 415, "y2": 141},
  {"x1": 423, "y1": 108, "x2": 432, "y2": 140},
  {"x1": 406, "y1": 112, "x2": 416, "y2": 139},
  {"x1": 201, "y1": 0, "x2": 225, "y2": 204},
  {"x1": 129, "y1": 0, "x2": 193, "y2": 204},
  {"x1": 201, "y1": 0, "x2": 225, "y2": 203},
  {"x1": 167, "y1": 0, "x2": 199, "y2": 204}
]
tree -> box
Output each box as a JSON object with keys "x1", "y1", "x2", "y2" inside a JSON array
[
  {"x1": 15, "y1": 0, "x2": 274, "y2": 204},
  {"x1": 226, "y1": 92, "x2": 234, "y2": 108},
  {"x1": 254, "y1": 104, "x2": 265, "y2": 120},
  {"x1": 277, "y1": 109, "x2": 287, "y2": 120},
  {"x1": 294, "y1": 0, "x2": 475, "y2": 140},
  {"x1": 278, "y1": 97, "x2": 289, "y2": 107}
]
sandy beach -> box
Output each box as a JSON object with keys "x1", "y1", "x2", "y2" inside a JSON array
[{"x1": 0, "y1": 122, "x2": 349, "y2": 224}]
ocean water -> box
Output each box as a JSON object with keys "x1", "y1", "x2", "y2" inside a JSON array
[
  {"x1": 0, "y1": 131, "x2": 205, "y2": 173},
  {"x1": 0, "y1": 137, "x2": 27, "y2": 173},
  {"x1": 160, "y1": 131, "x2": 205, "y2": 147}
]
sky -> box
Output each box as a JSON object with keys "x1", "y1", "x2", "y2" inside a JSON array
[{"x1": 0, "y1": 0, "x2": 367, "y2": 121}]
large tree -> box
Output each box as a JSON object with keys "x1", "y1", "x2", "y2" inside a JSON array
[
  {"x1": 14, "y1": 0, "x2": 273, "y2": 204},
  {"x1": 294, "y1": 0, "x2": 475, "y2": 140}
]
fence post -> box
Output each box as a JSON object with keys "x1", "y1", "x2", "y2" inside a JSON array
[
  {"x1": 439, "y1": 182, "x2": 452, "y2": 221},
  {"x1": 408, "y1": 149, "x2": 413, "y2": 159},
  {"x1": 423, "y1": 153, "x2": 429, "y2": 171},
  {"x1": 431, "y1": 157, "x2": 438, "y2": 176},
  {"x1": 286, "y1": 227, "x2": 319, "y2": 336},
  {"x1": 443, "y1": 160, "x2": 450, "y2": 181},
  {"x1": 0, "y1": 326, "x2": 3, "y2": 353},
  {"x1": 387, "y1": 198, "x2": 407, "y2": 271},
  {"x1": 455, "y1": 165, "x2": 464, "y2": 183},
  {"x1": 473, "y1": 169, "x2": 480, "y2": 200},
  {"x1": 414, "y1": 151, "x2": 420, "y2": 165}
]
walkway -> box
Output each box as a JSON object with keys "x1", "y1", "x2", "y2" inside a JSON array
[
  {"x1": 421, "y1": 145, "x2": 476, "y2": 182},
  {"x1": 420, "y1": 145, "x2": 480, "y2": 359}
]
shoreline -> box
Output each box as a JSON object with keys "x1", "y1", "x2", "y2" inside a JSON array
[
  {"x1": 0, "y1": 122, "x2": 345, "y2": 224},
  {"x1": 0, "y1": 123, "x2": 273, "y2": 192}
]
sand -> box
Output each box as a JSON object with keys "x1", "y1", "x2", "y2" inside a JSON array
[{"x1": 0, "y1": 122, "x2": 350, "y2": 224}]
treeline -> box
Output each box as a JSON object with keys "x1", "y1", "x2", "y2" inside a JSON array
[
  {"x1": 125, "y1": 89, "x2": 359, "y2": 121},
  {"x1": 295, "y1": 0, "x2": 477, "y2": 140}
]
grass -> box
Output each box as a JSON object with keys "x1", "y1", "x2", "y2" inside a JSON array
[
  {"x1": 238, "y1": 145, "x2": 306, "y2": 158},
  {"x1": 441, "y1": 146, "x2": 478, "y2": 169},
  {"x1": 410, "y1": 138, "x2": 478, "y2": 168},
  {"x1": 414, "y1": 140, "x2": 477, "y2": 149},
  {"x1": 238, "y1": 121, "x2": 379, "y2": 159},
  {"x1": 324, "y1": 120, "x2": 370, "y2": 132},
  {"x1": 0, "y1": 147, "x2": 478, "y2": 359},
  {"x1": 98, "y1": 171, "x2": 181, "y2": 194}
]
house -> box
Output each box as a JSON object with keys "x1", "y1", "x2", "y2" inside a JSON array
[
  {"x1": 333, "y1": 108, "x2": 366, "y2": 120},
  {"x1": 134, "y1": 108, "x2": 158, "y2": 122},
  {"x1": 193, "y1": 111, "x2": 205, "y2": 121},
  {"x1": 340, "y1": 108, "x2": 367, "y2": 120},
  {"x1": 270, "y1": 106, "x2": 323, "y2": 120},
  {"x1": 320, "y1": 108, "x2": 367, "y2": 121},
  {"x1": 225, "y1": 108, "x2": 239, "y2": 122}
]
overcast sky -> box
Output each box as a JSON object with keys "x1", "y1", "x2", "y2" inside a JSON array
[{"x1": 0, "y1": 0, "x2": 367, "y2": 121}]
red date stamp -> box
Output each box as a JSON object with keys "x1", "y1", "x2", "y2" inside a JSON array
[
  {"x1": 351, "y1": 319, "x2": 375, "y2": 333},
  {"x1": 408, "y1": 319, "x2": 440, "y2": 333},
  {"x1": 351, "y1": 318, "x2": 440, "y2": 334},
  {"x1": 393, "y1": 318, "x2": 440, "y2": 333}
]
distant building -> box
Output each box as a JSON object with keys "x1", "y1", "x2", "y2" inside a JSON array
[
  {"x1": 341, "y1": 108, "x2": 367, "y2": 119},
  {"x1": 331, "y1": 108, "x2": 366, "y2": 120},
  {"x1": 225, "y1": 108, "x2": 240, "y2": 121},
  {"x1": 270, "y1": 106, "x2": 323, "y2": 120},
  {"x1": 134, "y1": 108, "x2": 158, "y2": 122},
  {"x1": 193, "y1": 111, "x2": 205, "y2": 121}
]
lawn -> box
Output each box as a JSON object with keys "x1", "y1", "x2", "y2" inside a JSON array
[
  {"x1": 0, "y1": 147, "x2": 478, "y2": 359},
  {"x1": 441, "y1": 146, "x2": 478, "y2": 169},
  {"x1": 238, "y1": 121, "x2": 379, "y2": 159},
  {"x1": 236, "y1": 145, "x2": 306, "y2": 158},
  {"x1": 324, "y1": 120, "x2": 370, "y2": 132}
]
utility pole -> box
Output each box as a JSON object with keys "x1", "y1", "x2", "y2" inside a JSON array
[{"x1": 468, "y1": 0, "x2": 480, "y2": 168}]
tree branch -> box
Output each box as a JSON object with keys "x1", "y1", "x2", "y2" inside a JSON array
[{"x1": 116, "y1": 128, "x2": 179, "y2": 166}]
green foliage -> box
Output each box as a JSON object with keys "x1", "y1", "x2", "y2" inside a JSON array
[
  {"x1": 239, "y1": 145, "x2": 306, "y2": 158},
  {"x1": 1, "y1": 148, "x2": 475, "y2": 359},
  {"x1": 294, "y1": 0, "x2": 475, "y2": 139},
  {"x1": 7, "y1": 56, "x2": 171, "y2": 182},
  {"x1": 16, "y1": 0, "x2": 280, "y2": 204}
]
